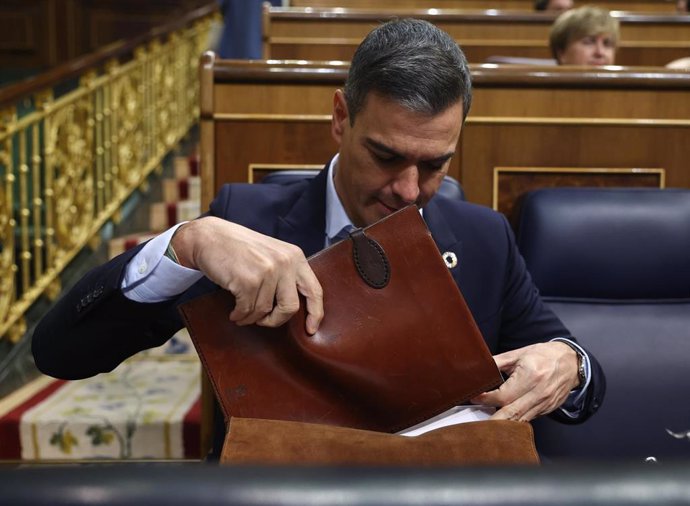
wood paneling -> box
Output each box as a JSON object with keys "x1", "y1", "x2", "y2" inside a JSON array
[
  {"x1": 76, "y1": 0, "x2": 208, "y2": 53},
  {"x1": 0, "y1": 0, "x2": 50, "y2": 68},
  {"x1": 207, "y1": 60, "x2": 690, "y2": 118},
  {"x1": 213, "y1": 118, "x2": 338, "y2": 192},
  {"x1": 0, "y1": 0, "x2": 211, "y2": 70},
  {"x1": 213, "y1": 82, "x2": 335, "y2": 115},
  {"x1": 493, "y1": 167, "x2": 664, "y2": 223},
  {"x1": 265, "y1": 8, "x2": 690, "y2": 66},
  {"x1": 268, "y1": 39, "x2": 690, "y2": 66},
  {"x1": 459, "y1": 120, "x2": 688, "y2": 207},
  {"x1": 200, "y1": 57, "x2": 690, "y2": 217},
  {"x1": 292, "y1": 0, "x2": 536, "y2": 8},
  {"x1": 292, "y1": 0, "x2": 679, "y2": 12}
]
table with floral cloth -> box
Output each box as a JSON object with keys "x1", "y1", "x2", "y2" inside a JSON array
[{"x1": 0, "y1": 330, "x2": 201, "y2": 461}]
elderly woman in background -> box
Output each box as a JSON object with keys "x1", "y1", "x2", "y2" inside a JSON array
[{"x1": 549, "y1": 6, "x2": 619, "y2": 65}]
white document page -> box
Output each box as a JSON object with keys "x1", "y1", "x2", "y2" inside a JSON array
[{"x1": 398, "y1": 405, "x2": 496, "y2": 437}]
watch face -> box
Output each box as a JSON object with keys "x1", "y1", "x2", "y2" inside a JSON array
[{"x1": 577, "y1": 354, "x2": 586, "y2": 386}]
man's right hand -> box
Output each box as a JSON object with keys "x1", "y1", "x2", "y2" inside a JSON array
[{"x1": 171, "y1": 216, "x2": 324, "y2": 334}]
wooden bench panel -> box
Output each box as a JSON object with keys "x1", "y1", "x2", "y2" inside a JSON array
[
  {"x1": 291, "y1": 0, "x2": 679, "y2": 12},
  {"x1": 264, "y1": 8, "x2": 690, "y2": 66},
  {"x1": 493, "y1": 167, "x2": 664, "y2": 226},
  {"x1": 200, "y1": 56, "x2": 690, "y2": 218},
  {"x1": 459, "y1": 120, "x2": 684, "y2": 209},
  {"x1": 292, "y1": 0, "x2": 536, "y2": 9},
  {"x1": 205, "y1": 115, "x2": 683, "y2": 216},
  {"x1": 207, "y1": 60, "x2": 690, "y2": 119},
  {"x1": 213, "y1": 118, "x2": 338, "y2": 187},
  {"x1": 267, "y1": 40, "x2": 689, "y2": 67}
]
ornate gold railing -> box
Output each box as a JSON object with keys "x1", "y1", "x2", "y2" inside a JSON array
[{"x1": 0, "y1": 4, "x2": 217, "y2": 342}]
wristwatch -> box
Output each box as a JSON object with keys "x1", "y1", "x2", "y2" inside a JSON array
[
  {"x1": 574, "y1": 348, "x2": 586, "y2": 388},
  {"x1": 558, "y1": 340, "x2": 587, "y2": 388}
]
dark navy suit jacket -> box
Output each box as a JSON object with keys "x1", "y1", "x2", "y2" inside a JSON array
[{"x1": 33, "y1": 168, "x2": 605, "y2": 426}]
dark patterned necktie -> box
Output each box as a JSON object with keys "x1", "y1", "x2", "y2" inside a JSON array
[{"x1": 328, "y1": 224, "x2": 355, "y2": 246}]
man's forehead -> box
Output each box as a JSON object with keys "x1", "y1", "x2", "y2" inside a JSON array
[{"x1": 358, "y1": 91, "x2": 464, "y2": 118}]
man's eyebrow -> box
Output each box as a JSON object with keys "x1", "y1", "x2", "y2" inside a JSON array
[
  {"x1": 365, "y1": 138, "x2": 455, "y2": 164},
  {"x1": 365, "y1": 138, "x2": 404, "y2": 159}
]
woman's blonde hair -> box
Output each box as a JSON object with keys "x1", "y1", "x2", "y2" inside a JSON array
[{"x1": 549, "y1": 6, "x2": 619, "y2": 60}]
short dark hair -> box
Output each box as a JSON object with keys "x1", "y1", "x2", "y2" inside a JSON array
[
  {"x1": 344, "y1": 18, "x2": 472, "y2": 124},
  {"x1": 535, "y1": 0, "x2": 549, "y2": 10}
]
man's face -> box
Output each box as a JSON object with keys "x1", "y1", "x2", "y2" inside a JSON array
[
  {"x1": 558, "y1": 33, "x2": 616, "y2": 66},
  {"x1": 330, "y1": 90, "x2": 463, "y2": 227}
]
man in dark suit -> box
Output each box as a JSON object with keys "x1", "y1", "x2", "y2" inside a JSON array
[{"x1": 33, "y1": 19, "x2": 604, "y2": 435}]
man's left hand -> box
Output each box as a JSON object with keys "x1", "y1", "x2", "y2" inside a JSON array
[{"x1": 471, "y1": 342, "x2": 580, "y2": 421}]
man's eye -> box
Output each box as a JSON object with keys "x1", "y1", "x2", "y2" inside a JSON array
[
  {"x1": 373, "y1": 152, "x2": 396, "y2": 164},
  {"x1": 421, "y1": 161, "x2": 445, "y2": 171}
]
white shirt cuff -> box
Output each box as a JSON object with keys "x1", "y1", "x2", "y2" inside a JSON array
[{"x1": 121, "y1": 222, "x2": 204, "y2": 302}]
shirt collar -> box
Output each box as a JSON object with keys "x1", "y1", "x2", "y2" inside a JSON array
[
  {"x1": 325, "y1": 154, "x2": 353, "y2": 245},
  {"x1": 324, "y1": 154, "x2": 424, "y2": 246}
]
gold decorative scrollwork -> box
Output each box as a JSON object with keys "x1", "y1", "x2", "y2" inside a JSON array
[
  {"x1": 156, "y1": 38, "x2": 178, "y2": 151},
  {"x1": 112, "y1": 70, "x2": 145, "y2": 192},
  {"x1": 0, "y1": 9, "x2": 215, "y2": 342},
  {"x1": 7, "y1": 316, "x2": 26, "y2": 344},
  {"x1": 48, "y1": 100, "x2": 95, "y2": 251},
  {"x1": 45, "y1": 278, "x2": 62, "y2": 301},
  {"x1": 0, "y1": 152, "x2": 16, "y2": 324}
]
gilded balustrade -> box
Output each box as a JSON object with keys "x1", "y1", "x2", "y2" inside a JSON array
[{"x1": 0, "y1": 14, "x2": 213, "y2": 342}]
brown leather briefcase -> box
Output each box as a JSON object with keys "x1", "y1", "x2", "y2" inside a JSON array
[{"x1": 179, "y1": 205, "x2": 503, "y2": 434}]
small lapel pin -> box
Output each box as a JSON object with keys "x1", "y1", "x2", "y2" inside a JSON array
[{"x1": 442, "y1": 251, "x2": 458, "y2": 269}]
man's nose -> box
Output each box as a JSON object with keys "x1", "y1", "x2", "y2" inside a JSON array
[
  {"x1": 594, "y1": 40, "x2": 605, "y2": 55},
  {"x1": 391, "y1": 166, "x2": 421, "y2": 204}
]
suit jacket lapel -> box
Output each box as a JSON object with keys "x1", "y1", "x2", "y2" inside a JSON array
[
  {"x1": 423, "y1": 198, "x2": 463, "y2": 285},
  {"x1": 276, "y1": 167, "x2": 329, "y2": 258}
]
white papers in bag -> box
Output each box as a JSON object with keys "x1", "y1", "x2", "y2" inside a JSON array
[{"x1": 398, "y1": 405, "x2": 496, "y2": 437}]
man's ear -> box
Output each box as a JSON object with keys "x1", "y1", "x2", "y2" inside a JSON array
[{"x1": 331, "y1": 89, "x2": 349, "y2": 145}]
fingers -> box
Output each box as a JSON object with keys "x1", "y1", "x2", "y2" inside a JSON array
[
  {"x1": 471, "y1": 343, "x2": 580, "y2": 422},
  {"x1": 232, "y1": 274, "x2": 279, "y2": 326},
  {"x1": 490, "y1": 391, "x2": 551, "y2": 422},
  {"x1": 256, "y1": 270, "x2": 300, "y2": 329},
  {"x1": 229, "y1": 250, "x2": 299, "y2": 328},
  {"x1": 296, "y1": 262, "x2": 324, "y2": 334},
  {"x1": 471, "y1": 370, "x2": 529, "y2": 412},
  {"x1": 492, "y1": 349, "x2": 519, "y2": 372},
  {"x1": 475, "y1": 377, "x2": 558, "y2": 422},
  {"x1": 469, "y1": 349, "x2": 520, "y2": 405},
  {"x1": 190, "y1": 218, "x2": 323, "y2": 334},
  {"x1": 255, "y1": 259, "x2": 323, "y2": 333}
]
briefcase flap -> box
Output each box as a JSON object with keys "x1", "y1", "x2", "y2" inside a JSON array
[{"x1": 180, "y1": 205, "x2": 502, "y2": 433}]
